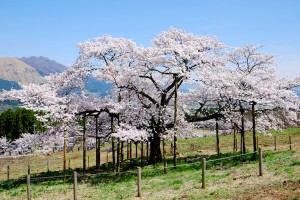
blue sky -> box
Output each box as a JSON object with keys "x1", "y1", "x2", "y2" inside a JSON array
[{"x1": 0, "y1": 0, "x2": 299, "y2": 78}]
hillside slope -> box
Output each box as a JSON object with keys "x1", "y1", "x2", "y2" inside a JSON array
[
  {"x1": 20, "y1": 56, "x2": 66, "y2": 76},
  {"x1": 0, "y1": 58, "x2": 44, "y2": 85}
]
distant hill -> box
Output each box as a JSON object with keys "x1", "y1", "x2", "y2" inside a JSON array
[
  {"x1": 0, "y1": 58, "x2": 44, "y2": 85},
  {"x1": 20, "y1": 56, "x2": 67, "y2": 76}
]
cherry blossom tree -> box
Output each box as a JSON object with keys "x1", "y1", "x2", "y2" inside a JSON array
[{"x1": 75, "y1": 27, "x2": 226, "y2": 163}]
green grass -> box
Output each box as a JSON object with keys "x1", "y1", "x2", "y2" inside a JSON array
[{"x1": 0, "y1": 127, "x2": 299, "y2": 199}]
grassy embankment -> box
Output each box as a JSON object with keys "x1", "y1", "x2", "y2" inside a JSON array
[{"x1": 0, "y1": 128, "x2": 299, "y2": 199}]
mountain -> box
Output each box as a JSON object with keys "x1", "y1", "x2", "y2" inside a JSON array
[
  {"x1": 20, "y1": 56, "x2": 67, "y2": 76},
  {"x1": 0, "y1": 58, "x2": 44, "y2": 85}
]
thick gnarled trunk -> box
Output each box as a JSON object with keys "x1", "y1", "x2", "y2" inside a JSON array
[{"x1": 149, "y1": 132, "x2": 162, "y2": 164}]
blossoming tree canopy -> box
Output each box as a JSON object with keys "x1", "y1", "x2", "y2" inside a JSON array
[{"x1": 74, "y1": 28, "x2": 228, "y2": 162}]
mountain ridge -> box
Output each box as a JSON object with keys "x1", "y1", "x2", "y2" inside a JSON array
[{"x1": 0, "y1": 58, "x2": 44, "y2": 85}]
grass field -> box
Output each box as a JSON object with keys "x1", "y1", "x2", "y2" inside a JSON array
[{"x1": 0, "y1": 128, "x2": 299, "y2": 199}]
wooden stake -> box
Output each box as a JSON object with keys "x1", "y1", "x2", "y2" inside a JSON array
[
  {"x1": 202, "y1": 158, "x2": 206, "y2": 189},
  {"x1": 259, "y1": 147, "x2": 263, "y2": 176},
  {"x1": 289, "y1": 135, "x2": 292, "y2": 150},
  {"x1": 69, "y1": 158, "x2": 71, "y2": 170},
  {"x1": 27, "y1": 174, "x2": 31, "y2": 200},
  {"x1": 274, "y1": 136, "x2": 277, "y2": 150},
  {"x1": 73, "y1": 171, "x2": 77, "y2": 200},
  {"x1": 88, "y1": 156, "x2": 90, "y2": 168},
  {"x1": 137, "y1": 167, "x2": 142, "y2": 197}
]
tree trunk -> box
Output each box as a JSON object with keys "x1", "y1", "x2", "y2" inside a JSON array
[{"x1": 149, "y1": 132, "x2": 162, "y2": 164}]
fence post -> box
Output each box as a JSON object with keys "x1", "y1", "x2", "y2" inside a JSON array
[
  {"x1": 7, "y1": 165, "x2": 9, "y2": 180},
  {"x1": 73, "y1": 171, "x2": 77, "y2": 200},
  {"x1": 256, "y1": 136, "x2": 259, "y2": 150},
  {"x1": 28, "y1": 162, "x2": 30, "y2": 175},
  {"x1": 69, "y1": 158, "x2": 71, "y2": 170},
  {"x1": 274, "y1": 136, "x2": 277, "y2": 150},
  {"x1": 88, "y1": 156, "x2": 90, "y2": 168},
  {"x1": 107, "y1": 151, "x2": 109, "y2": 163},
  {"x1": 27, "y1": 174, "x2": 31, "y2": 200},
  {"x1": 259, "y1": 147, "x2": 263, "y2": 176},
  {"x1": 47, "y1": 160, "x2": 50, "y2": 172},
  {"x1": 202, "y1": 158, "x2": 206, "y2": 189},
  {"x1": 289, "y1": 135, "x2": 292, "y2": 150},
  {"x1": 137, "y1": 167, "x2": 142, "y2": 198}
]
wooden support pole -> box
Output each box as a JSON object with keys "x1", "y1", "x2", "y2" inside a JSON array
[
  {"x1": 137, "y1": 167, "x2": 142, "y2": 198},
  {"x1": 163, "y1": 139, "x2": 167, "y2": 174},
  {"x1": 235, "y1": 138, "x2": 238, "y2": 152},
  {"x1": 73, "y1": 171, "x2": 77, "y2": 200},
  {"x1": 27, "y1": 174, "x2": 31, "y2": 200},
  {"x1": 251, "y1": 101, "x2": 257, "y2": 152},
  {"x1": 202, "y1": 158, "x2": 206, "y2": 189},
  {"x1": 146, "y1": 141, "x2": 149, "y2": 162},
  {"x1": 69, "y1": 158, "x2": 71, "y2": 170},
  {"x1": 63, "y1": 136, "x2": 67, "y2": 183},
  {"x1": 117, "y1": 138, "x2": 120, "y2": 173},
  {"x1": 47, "y1": 160, "x2": 50, "y2": 172},
  {"x1": 121, "y1": 141, "x2": 124, "y2": 163},
  {"x1": 274, "y1": 136, "x2": 277, "y2": 150},
  {"x1": 83, "y1": 116, "x2": 86, "y2": 174},
  {"x1": 216, "y1": 118, "x2": 220, "y2": 157},
  {"x1": 111, "y1": 114, "x2": 115, "y2": 173},
  {"x1": 259, "y1": 147, "x2": 263, "y2": 176},
  {"x1": 28, "y1": 162, "x2": 30, "y2": 175},
  {"x1": 127, "y1": 140, "x2": 130, "y2": 160},
  {"x1": 88, "y1": 156, "x2": 90, "y2": 168},
  {"x1": 289, "y1": 135, "x2": 292, "y2": 150},
  {"x1": 7, "y1": 165, "x2": 9, "y2": 180},
  {"x1": 130, "y1": 141, "x2": 132, "y2": 160},
  {"x1": 135, "y1": 142, "x2": 138, "y2": 159},
  {"x1": 233, "y1": 125, "x2": 236, "y2": 152},
  {"x1": 106, "y1": 151, "x2": 109, "y2": 163},
  {"x1": 173, "y1": 76, "x2": 178, "y2": 168},
  {"x1": 95, "y1": 116, "x2": 100, "y2": 168},
  {"x1": 141, "y1": 141, "x2": 144, "y2": 163}
]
